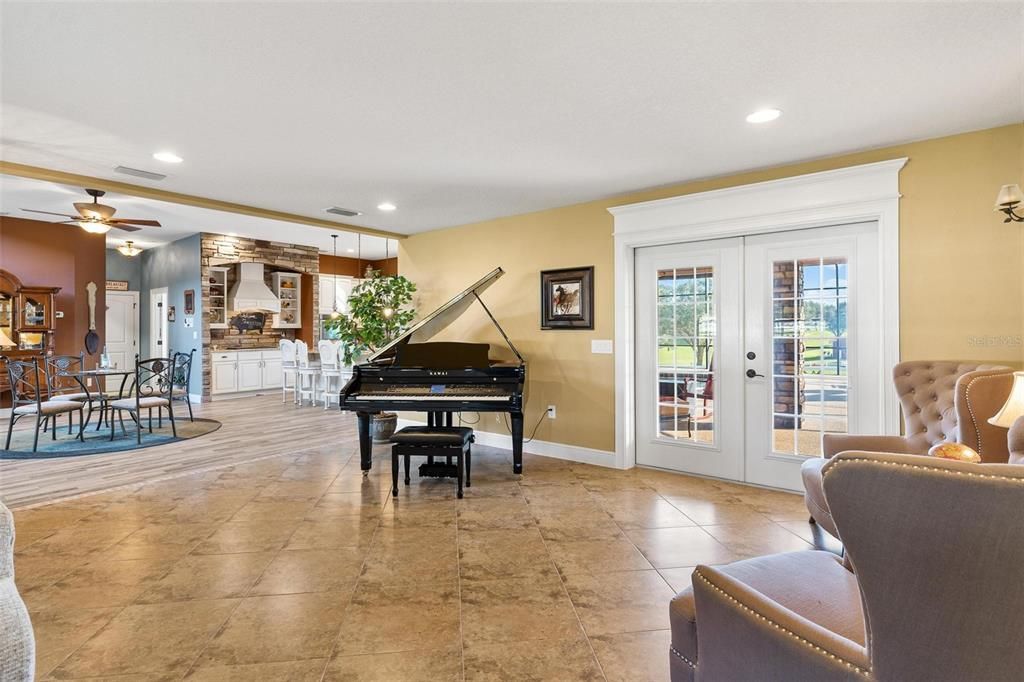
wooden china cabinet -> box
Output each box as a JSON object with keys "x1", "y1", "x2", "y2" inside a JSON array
[{"x1": 0, "y1": 269, "x2": 60, "y2": 405}]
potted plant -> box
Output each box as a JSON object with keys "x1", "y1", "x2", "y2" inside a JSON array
[{"x1": 324, "y1": 268, "x2": 416, "y2": 441}]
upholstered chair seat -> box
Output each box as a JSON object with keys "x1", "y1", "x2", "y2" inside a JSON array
[
  {"x1": 673, "y1": 452, "x2": 1024, "y2": 681},
  {"x1": 13, "y1": 400, "x2": 85, "y2": 415},
  {"x1": 109, "y1": 396, "x2": 169, "y2": 410},
  {"x1": 804, "y1": 361, "x2": 1013, "y2": 538},
  {"x1": 50, "y1": 391, "x2": 92, "y2": 401},
  {"x1": 669, "y1": 550, "x2": 864, "y2": 681}
]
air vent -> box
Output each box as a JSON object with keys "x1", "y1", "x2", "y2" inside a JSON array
[
  {"x1": 114, "y1": 166, "x2": 167, "y2": 181},
  {"x1": 325, "y1": 206, "x2": 362, "y2": 217}
]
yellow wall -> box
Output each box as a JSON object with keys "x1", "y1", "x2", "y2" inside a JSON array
[{"x1": 400, "y1": 124, "x2": 1024, "y2": 453}]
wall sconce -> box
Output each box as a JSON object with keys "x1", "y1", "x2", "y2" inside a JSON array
[{"x1": 995, "y1": 184, "x2": 1023, "y2": 223}]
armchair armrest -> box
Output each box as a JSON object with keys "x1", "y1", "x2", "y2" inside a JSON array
[
  {"x1": 822, "y1": 433, "x2": 915, "y2": 458},
  {"x1": 691, "y1": 566, "x2": 869, "y2": 681}
]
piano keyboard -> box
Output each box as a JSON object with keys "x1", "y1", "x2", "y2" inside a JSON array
[{"x1": 356, "y1": 394, "x2": 510, "y2": 401}]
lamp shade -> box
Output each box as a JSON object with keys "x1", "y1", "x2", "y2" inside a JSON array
[
  {"x1": 995, "y1": 184, "x2": 1023, "y2": 209},
  {"x1": 989, "y1": 371, "x2": 1024, "y2": 428},
  {"x1": 0, "y1": 328, "x2": 14, "y2": 348}
]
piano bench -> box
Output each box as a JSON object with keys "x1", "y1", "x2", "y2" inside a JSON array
[{"x1": 389, "y1": 426, "x2": 474, "y2": 499}]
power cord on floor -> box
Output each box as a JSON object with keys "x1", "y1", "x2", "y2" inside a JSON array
[
  {"x1": 458, "y1": 412, "x2": 481, "y2": 425},
  {"x1": 502, "y1": 411, "x2": 547, "y2": 444}
]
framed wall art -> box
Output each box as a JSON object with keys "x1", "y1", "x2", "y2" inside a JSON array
[{"x1": 540, "y1": 266, "x2": 594, "y2": 330}]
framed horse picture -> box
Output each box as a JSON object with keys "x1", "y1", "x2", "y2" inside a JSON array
[{"x1": 540, "y1": 266, "x2": 594, "y2": 330}]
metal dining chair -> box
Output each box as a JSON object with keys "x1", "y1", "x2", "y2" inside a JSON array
[
  {"x1": 45, "y1": 353, "x2": 108, "y2": 432},
  {"x1": 4, "y1": 358, "x2": 85, "y2": 452},
  {"x1": 106, "y1": 356, "x2": 177, "y2": 444},
  {"x1": 170, "y1": 349, "x2": 196, "y2": 422}
]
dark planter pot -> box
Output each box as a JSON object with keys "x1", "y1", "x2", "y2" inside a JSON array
[{"x1": 371, "y1": 412, "x2": 398, "y2": 443}]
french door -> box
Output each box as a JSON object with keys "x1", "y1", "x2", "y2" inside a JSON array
[{"x1": 635, "y1": 223, "x2": 882, "y2": 491}]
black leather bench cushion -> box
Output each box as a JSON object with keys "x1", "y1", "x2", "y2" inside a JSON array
[{"x1": 390, "y1": 426, "x2": 474, "y2": 446}]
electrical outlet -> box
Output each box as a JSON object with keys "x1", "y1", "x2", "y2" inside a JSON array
[{"x1": 546, "y1": 405, "x2": 556, "y2": 419}]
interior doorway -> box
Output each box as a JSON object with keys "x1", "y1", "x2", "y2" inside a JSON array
[
  {"x1": 149, "y1": 287, "x2": 168, "y2": 359},
  {"x1": 634, "y1": 222, "x2": 883, "y2": 491},
  {"x1": 105, "y1": 290, "x2": 139, "y2": 391}
]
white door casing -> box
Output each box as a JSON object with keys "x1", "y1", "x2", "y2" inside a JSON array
[
  {"x1": 104, "y1": 291, "x2": 139, "y2": 392},
  {"x1": 609, "y1": 159, "x2": 905, "y2": 472}
]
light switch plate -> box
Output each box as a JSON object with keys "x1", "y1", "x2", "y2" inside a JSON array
[{"x1": 591, "y1": 339, "x2": 613, "y2": 354}]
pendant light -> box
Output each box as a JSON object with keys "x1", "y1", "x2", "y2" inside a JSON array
[
  {"x1": 117, "y1": 240, "x2": 142, "y2": 257},
  {"x1": 381, "y1": 238, "x2": 395, "y2": 319},
  {"x1": 329, "y1": 234, "x2": 340, "y2": 319}
]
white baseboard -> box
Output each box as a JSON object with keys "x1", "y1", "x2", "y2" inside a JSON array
[{"x1": 396, "y1": 418, "x2": 618, "y2": 469}]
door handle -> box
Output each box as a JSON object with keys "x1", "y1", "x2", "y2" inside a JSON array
[{"x1": 745, "y1": 369, "x2": 765, "y2": 379}]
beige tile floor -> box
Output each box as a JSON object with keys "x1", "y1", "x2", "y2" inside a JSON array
[{"x1": 6, "y1": 396, "x2": 836, "y2": 681}]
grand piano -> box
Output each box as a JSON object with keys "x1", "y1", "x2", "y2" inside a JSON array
[{"x1": 339, "y1": 267, "x2": 527, "y2": 474}]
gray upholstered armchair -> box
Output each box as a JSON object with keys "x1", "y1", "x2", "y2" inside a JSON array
[
  {"x1": 670, "y1": 452, "x2": 1024, "y2": 681},
  {"x1": 803, "y1": 361, "x2": 1013, "y2": 537},
  {"x1": 0, "y1": 501, "x2": 35, "y2": 682}
]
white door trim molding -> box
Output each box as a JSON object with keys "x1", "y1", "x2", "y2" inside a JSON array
[{"x1": 608, "y1": 158, "x2": 907, "y2": 470}]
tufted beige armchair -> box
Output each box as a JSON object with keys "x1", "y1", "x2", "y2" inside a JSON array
[{"x1": 802, "y1": 361, "x2": 1013, "y2": 538}]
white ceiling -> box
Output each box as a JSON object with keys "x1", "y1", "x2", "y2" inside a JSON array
[
  {"x1": 1, "y1": 2, "x2": 1022, "y2": 234},
  {"x1": 0, "y1": 175, "x2": 394, "y2": 258}
]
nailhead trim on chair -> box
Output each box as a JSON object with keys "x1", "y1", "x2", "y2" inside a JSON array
[
  {"x1": 963, "y1": 374, "x2": 1004, "y2": 455},
  {"x1": 693, "y1": 571, "x2": 871, "y2": 677},
  {"x1": 670, "y1": 646, "x2": 696, "y2": 668},
  {"x1": 823, "y1": 457, "x2": 1024, "y2": 484}
]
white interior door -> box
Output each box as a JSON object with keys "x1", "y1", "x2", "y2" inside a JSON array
[
  {"x1": 634, "y1": 238, "x2": 744, "y2": 480},
  {"x1": 743, "y1": 223, "x2": 882, "y2": 490},
  {"x1": 150, "y1": 288, "x2": 168, "y2": 358},
  {"x1": 104, "y1": 291, "x2": 139, "y2": 391},
  {"x1": 634, "y1": 223, "x2": 882, "y2": 491}
]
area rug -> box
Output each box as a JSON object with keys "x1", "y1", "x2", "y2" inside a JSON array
[{"x1": 1, "y1": 418, "x2": 222, "y2": 459}]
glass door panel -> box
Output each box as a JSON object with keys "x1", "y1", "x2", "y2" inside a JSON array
[
  {"x1": 656, "y1": 266, "x2": 716, "y2": 444},
  {"x1": 770, "y1": 257, "x2": 849, "y2": 458}
]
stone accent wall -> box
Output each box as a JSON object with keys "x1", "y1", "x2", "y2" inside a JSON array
[{"x1": 200, "y1": 233, "x2": 320, "y2": 399}]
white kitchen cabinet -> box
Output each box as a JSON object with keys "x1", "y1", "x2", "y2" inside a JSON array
[
  {"x1": 211, "y1": 349, "x2": 284, "y2": 396},
  {"x1": 319, "y1": 274, "x2": 354, "y2": 315},
  {"x1": 237, "y1": 355, "x2": 264, "y2": 391},
  {"x1": 211, "y1": 352, "x2": 238, "y2": 394},
  {"x1": 262, "y1": 356, "x2": 282, "y2": 388},
  {"x1": 272, "y1": 273, "x2": 301, "y2": 328}
]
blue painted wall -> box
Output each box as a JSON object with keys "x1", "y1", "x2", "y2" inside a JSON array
[
  {"x1": 139, "y1": 234, "x2": 203, "y2": 394},
  {"x1": 105, "y1": 249, "x2": 143, "y2": 291}
]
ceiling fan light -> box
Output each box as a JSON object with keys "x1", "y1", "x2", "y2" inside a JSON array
[{"x1": 79, "y1": 221, "x2": 111, "y2": 234}]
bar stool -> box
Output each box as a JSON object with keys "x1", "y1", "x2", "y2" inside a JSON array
[
  {"x1": 294, "y1": 340, "x2": 319, "y2": 406},
  {"x1": 279, "y1": 339, "x2": 298, "y2": 404},
  {"x1": 317, "y1": 340, "x2": 347, "y2": 410}
]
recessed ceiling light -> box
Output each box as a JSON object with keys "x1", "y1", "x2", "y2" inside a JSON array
[
  {"x1": 152, "y1": 151, "x2": 183, "y2": 163},
  {"x1": 346, "y1": 248, "x2": 355, "y2": 253},
  {"x1": 377, "y1": 202, "x2": 397, "y2": 212},
  {"x1": 746, "y1": 108, "x2": 781, "y2": 124}
]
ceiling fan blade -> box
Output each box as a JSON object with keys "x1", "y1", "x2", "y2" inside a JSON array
[
  {"x1": 108, "y1": 219, "x2": 161, "y2": 226},
  {"x1": 111, "y1": 224, "x2": 143, "y2": 232},
  {"x1": 20, "y1": 208, "x2": 80, "y2": 218}
]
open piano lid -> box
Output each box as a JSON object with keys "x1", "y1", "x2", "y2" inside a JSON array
[{"x1": 368, "y1": 267, "x2": 523, "y2": 364}]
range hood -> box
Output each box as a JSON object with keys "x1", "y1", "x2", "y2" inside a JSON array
[{"x1": 228, "y1": 262, "x2": 281, "y2": 313}]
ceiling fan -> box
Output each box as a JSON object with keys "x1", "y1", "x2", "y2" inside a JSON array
[{"x1": 21, "y1": 188, "x2": 162, "y2": 235}]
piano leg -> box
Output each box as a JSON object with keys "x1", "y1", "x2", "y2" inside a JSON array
[
  {"x1": 357, "y1": 412, "x2": 372, "y2": 474},
  {"x1": 510, "y1": 411, "x2": 524, "y2": 474}
]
